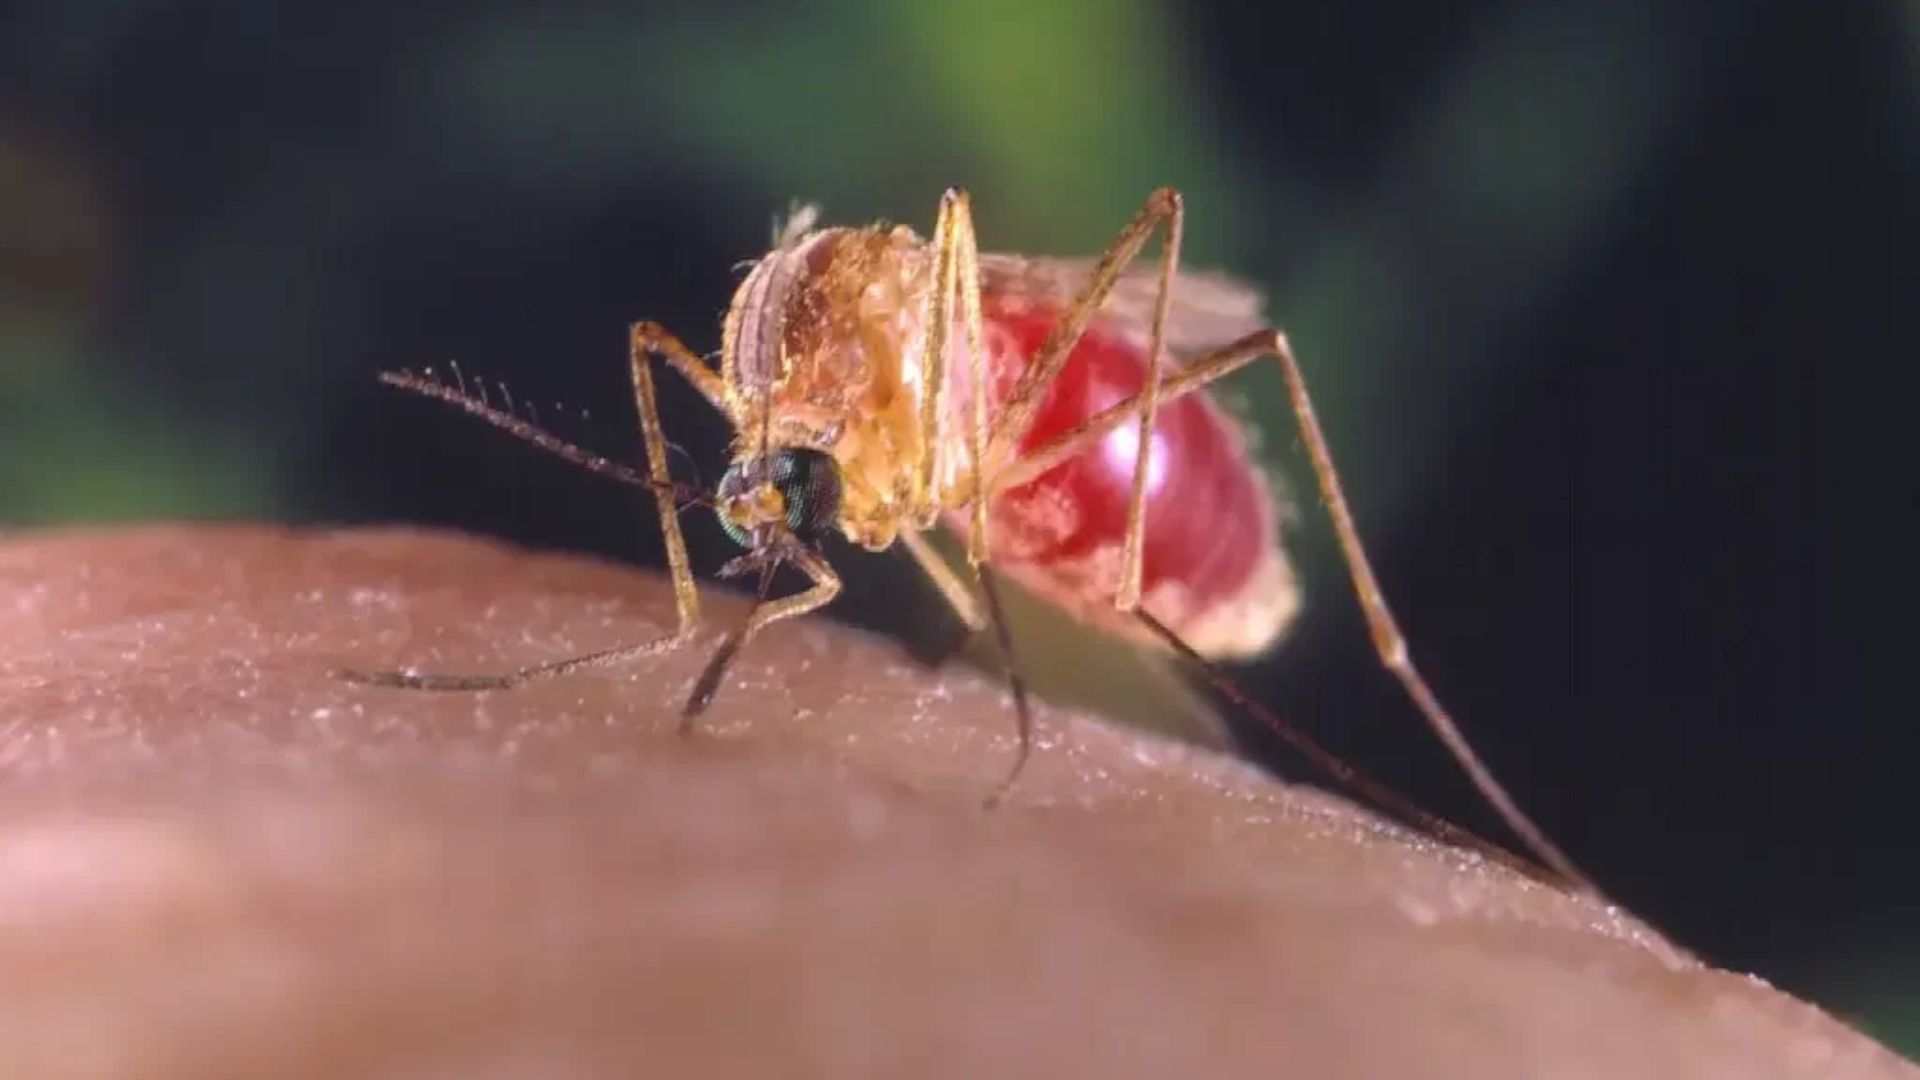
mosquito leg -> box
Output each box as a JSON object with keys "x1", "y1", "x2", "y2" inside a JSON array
[
  {"x1": 898, "y1": 529, "x2": 1038, "y2": 803},
  {"x1": 680, "y1": 546, "x2": 845, "y2": 722},
  {"x1": 968, "y1": 187, "x2": 1184, "y2": 614},
  {"x1": 953, "y1": 191, "x2": 992, "y2": 566},
  {"x1": 1028, "y1": 319, "x2": 1594, "y2": 889},
  {"x1": 976, "y1": 565, "x2": 1035, "y2": 808},
  {"x1": 912, "y1": 189, "x2": 964, "y2": 512},
  {"x1": 339, "y1": 320, "x2": 730, "y2": 691},
  {"x1": 631, "y1": 320, "x2": 732, "y2": 416},
  {"x1": 989, "y1": 330, "x2": 1275, "y2": 495},
  {"x1": 1128, "y1": 609, "x2": 1558, "y2": 886},
  {"x1": 899, "y1": 529, "x2": 987, "y2": 633},
  {"x1": 734, "y1": 547, "x2": 842, "y2": 640},
  {"x1": 629, "y1": 321, "x2": 710, "y2": 635},
  {"x1": 1113, "y1": 196, "x2": 1181, "y2": 611},
  {"x1": 982, "y1": 187, "x2": 1183, "y2": 477},
  {"x1": 1255, "y1": 331, "x2": 1590, "y2": 888},
  {"x1": 916, "y1": 190, "x2": 1038, "y2": 801}
]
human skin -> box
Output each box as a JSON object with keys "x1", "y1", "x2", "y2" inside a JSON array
[{"x1": 0, "y1": 525, "x2": 1910, "y2": 1079}]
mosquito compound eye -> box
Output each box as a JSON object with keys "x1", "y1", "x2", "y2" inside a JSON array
[
  {"x1": 713, "y1": 462, "x2": 758, "y2": 548},
  {"x1": 712, "y1": 449, "x2": 841, "y2": 546},
  {"x1": 770, "y1": 447, "x2": 842, "y2": 541}
]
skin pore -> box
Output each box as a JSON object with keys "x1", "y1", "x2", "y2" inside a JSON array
[{"x1": 0, "y1": 525, "x2": 1908, "y2": 1079}]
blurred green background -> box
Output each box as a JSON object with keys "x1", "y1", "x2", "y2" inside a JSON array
[{"x1": 2, "y1": 0, "x2": 1914, "y2": 1054}]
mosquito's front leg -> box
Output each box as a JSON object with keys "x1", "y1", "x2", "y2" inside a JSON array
[
  {"x1": 629, "y1": 320, "x2": 718, "y2": 636},
  {"x1": 338, "y1": 320, "x2": 729, "y2": 692}
]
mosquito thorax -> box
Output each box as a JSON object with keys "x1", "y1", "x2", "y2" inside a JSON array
[{"x1": 714, "y1": 447, "x2": 844, "y2": 548}]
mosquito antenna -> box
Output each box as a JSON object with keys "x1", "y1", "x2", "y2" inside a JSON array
[
  {"x1": 1133, "y1": 609, "x2": 1590, "y2": 893},
  {"x1": 665, "y1": 439, "x2": 704, "y2": 493},
  {"x1": 682, "y1": 555, "x2": 779, "y2": 723},
  {"x1": 377, "y1": 369, "x2": 709, "y2": 508}
]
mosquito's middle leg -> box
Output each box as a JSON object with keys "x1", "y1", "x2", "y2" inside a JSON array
[{"x1": 913, "y1": 189, "x2": 1036, "y2": 801}]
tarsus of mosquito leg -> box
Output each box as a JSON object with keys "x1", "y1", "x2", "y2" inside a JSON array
[
  {"x1": 977, "y1": 564, "x2": 1036, "y2": 809},
  {"x1": 1263, "y1": 330, "x2": 1594, "y2": 894},
  {"x1": 1132, "y1": 610, "x2": 1560, "y2": 887}
]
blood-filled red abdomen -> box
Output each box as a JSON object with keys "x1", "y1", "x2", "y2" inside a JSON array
[{"x1": 948, "y1": 298, "x2": 1298, "y2": 658}]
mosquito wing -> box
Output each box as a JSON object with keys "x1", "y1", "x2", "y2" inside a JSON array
[{"x1": 978, "y1": 253, "x2": 1268, "y2": 359}]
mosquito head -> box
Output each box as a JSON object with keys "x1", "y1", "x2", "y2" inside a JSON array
[{"x1": 714, "y1": 447, "x2": 843, "y2": 548}]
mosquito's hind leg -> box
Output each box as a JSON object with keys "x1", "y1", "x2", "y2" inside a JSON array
[
  {"x1": 1004, "y1": 316, "x2": 1595, "y2": 890},
  {"x1": 338, "y1": 320, "x2": 724, "y2": 692},
  {"x1": 1251, "y1": 330, "x2": 1590, "y2": 890}
]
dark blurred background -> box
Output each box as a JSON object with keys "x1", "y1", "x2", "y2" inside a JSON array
[{"x1": 3, "y1": 0, "x2": 1914, "y2": 1053}]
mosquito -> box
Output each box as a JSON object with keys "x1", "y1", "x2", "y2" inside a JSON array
[{"x1": 341, "y1": 187, "x2": 1591, "y2": 892}]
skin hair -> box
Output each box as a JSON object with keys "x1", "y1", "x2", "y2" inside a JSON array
[{"x1": 0, "y1": 525, "x2": 1908, "y2": 1079}]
